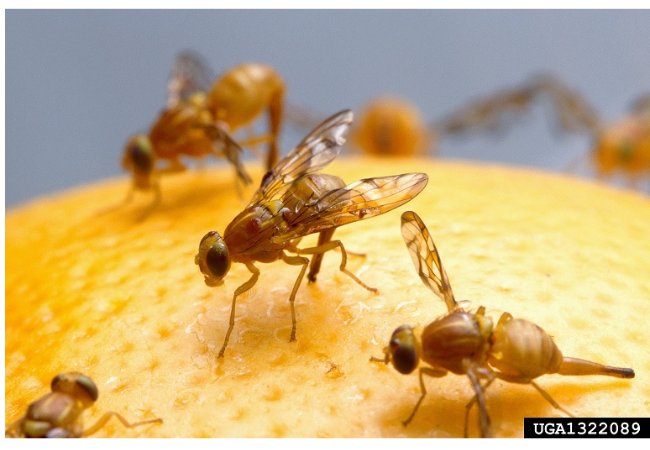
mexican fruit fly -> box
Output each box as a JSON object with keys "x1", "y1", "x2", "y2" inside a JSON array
[
  {"x1": 121, "y1": 53, "x2": 251, "y2": 219},
  {"x1": 195, "y1": 110, "x2": 429, "y2": 357},
  {"x1": 5, "y1": 372, "x2": 162, "y2": 438},
  {"x1": 371, "y1": 211, "x2": 635, "y2": 437}
]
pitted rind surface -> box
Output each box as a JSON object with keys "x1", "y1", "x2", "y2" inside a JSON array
[{"x1": 6, "y1": 158, "x2": 649, "y2": 437}]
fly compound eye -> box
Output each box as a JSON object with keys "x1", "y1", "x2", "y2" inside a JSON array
[
  {"x1": 196, "y1": 231, "x2": 230, "y2": 285},
  {"x1": 206, "y1": 241, "x2": 231, "y2": 278},
  {"x1": 123, "y1": 135, "x2": 154, "y2": 174},
  {"x1": 51, "y1": 372, "x2": 98, "y2": 402},
  {"x1": 130, "y1": 138, "x2": 155, "y2": 173},
  {"x1": 389, "y1": 325, "x2": 419, "y2": 375},
  {"x1": 74, "y1": 374, "x2": 99, "y2": 402}
]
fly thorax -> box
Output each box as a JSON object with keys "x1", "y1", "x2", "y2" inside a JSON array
[
  {"x1": 280, "y1": 174, "x2": 346, "y2": 217},
  {"x1": 224, "y1": 207, "x2": 266, "y2": 244},
  {"x1": 223, "y1": 205, "x2": 285, "y2": 263},
  {"x1": 420, "y1": 311, "x2": 491, "y2": 375},
  {"x1": 25, "y1": 393, "x2": 80, "y2": 430}
]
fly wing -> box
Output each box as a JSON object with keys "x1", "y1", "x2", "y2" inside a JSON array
[
  {"x1": 435, "y1": 74, "x2": 601, "y2": 137},
  {"x1": 400, "y1": 211, "x2": 457, "y2": 312},
  {"x1": 200, "y1": 124, "x2": 252, "y2": 185},
  {"x1": 250, "y1": 110, "x2": 353, "y2": 204},
  {"x1": 272, "y1": 173, "x2": 428, "y2": 243},
  {"x1": 167, "y1": 50, "x2": 213, "y2": 108}
]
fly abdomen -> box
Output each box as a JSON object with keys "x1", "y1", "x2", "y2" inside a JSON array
[{"x1": 488, "y1": 316, "x2": 563, "y2": 380}]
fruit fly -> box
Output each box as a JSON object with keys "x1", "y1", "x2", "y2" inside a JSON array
[
  {"x1": 120, "y1": 53, "x2": 287, "y2": 219},
  {"x1": 195, "y1": 110, "x2": 429, "y2": 358},
  {"x1": 437, "y1": 74, "x2": 650, "y2": 189},
  {"x1": 371, "y1": 211, "x2": 635, "y2": 438},
  {"x1": 5, "y1": 372, "x2": 162, "y2": 438},
  {"x1": 120, "y1": 53, "x2": 252, "y2": 219}
]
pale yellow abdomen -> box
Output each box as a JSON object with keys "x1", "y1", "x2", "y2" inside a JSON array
[
  {"x1": 488, "y1": 317, "x2": 563, "y2": 381},
  {"x1": 208, "y1": 63, "x2": 284, "y2": 130}
]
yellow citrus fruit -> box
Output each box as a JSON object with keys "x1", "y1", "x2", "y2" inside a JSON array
[{"x1": 5, "y1": 158, "x2": 649, "y2": 438}]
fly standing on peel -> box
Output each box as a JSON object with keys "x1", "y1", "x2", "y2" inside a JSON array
[
  {"x1": 371, "y1": 211, "x2": 635, "y2": 438},
  {"x1": 195, "y1": 109, "x2": 429, "y2": 358},
  {"x1": 119, "y1": 52, "x2": 287, "y2": 219},
  {"x1": 5, "y1": 372, "x2": 162, "y2": 438}
]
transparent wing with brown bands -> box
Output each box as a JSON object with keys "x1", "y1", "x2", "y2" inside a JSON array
[
  {"x1": 201, "y1": 124, "x2": 251, "y2": 184},
  {"x1": 400, "y1": 211, "x2": 457, "y2": 312},
  {"x1": 435, "y1": 74, "x2": 601, "y2": 137},
  {"x1": 252, "y1": 110, "x2": 353, "y2": 204},
  {"x1": 271, "y1": 172, "x2": 428, "y2": 244},
  {"x1": 167, "y1": 50, "x2": 213, "y2": 107}
]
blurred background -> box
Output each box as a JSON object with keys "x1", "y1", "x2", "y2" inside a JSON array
[{"x1": 6, "y1": 9, "x2": 650, "y2": 208}]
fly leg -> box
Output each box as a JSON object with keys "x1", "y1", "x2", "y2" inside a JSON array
[
  {"x1": 402, "y1": 367, "x2": 447, "y2": 426},
  {"x1": 494, "y1": 372, "x2": 574, "y2": 418},
  {"x1": 136, "y1": 177, "x2": 162, "y2": 222},
  {"x1": 237, "y1": 134, "x2": 273, "y2": 148},
  {"x1": 280, "y1": 252, "x2": 310, "y2": 342},
  {"x1": 218, "y1": 262, "x2": 260, "y2": 358},
  {"x1": 135, "y1": 158, "x2": 187, "y2": 221},
  {"x1": 307, "y1": 230, "x2": 366, "y2": 283},
  {"x1": 307, "y1": 228, "x2": 336, "y2": 283},
  {"x1": 82, "y1": 412, "x2": 162, "y2": 437},
  {"x1": 463, "y1": 368, "x2": 496, "y2": 438},
  {"x1": 297, "y1": 239, "x2": 378, "y2": 294},
  {"x1": 265, "y1": 87, "x2": 284, "y2": 170}
]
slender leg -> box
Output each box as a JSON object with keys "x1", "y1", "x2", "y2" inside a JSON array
[
  {"x1": 241, "y1": 126, "x2": 264, "y2": 159},
  {"x1": 218, "y1": 262, "x2": 260, "y2": 358},
  {"x1": 369, "y1": 353, "x2": 389, "y2": 364},
  {"x1": 307, "y1": 228, "x2": 336, "y2": 282},
  {"x1": 266, "y1": 89, "x2": 284, "y2": 170},
  {"x1": 82, "y1": 412, "x2": 162, "y2": 437},
  {"x1": 137, "y1": 178, "x2": 162, "y2": 222},
  {"x1": 464, "y1": 372, "x2": 496, "y2": 438},
  {"x1": 280, "y1": 252, "x2": 310, "y2": 342},
  {"x1": 402, "y1": 367, "x2": 447, "y2": 426},
  {"x1": 493, "y1": 372, "x2": 574, "y2": 418},
  {"x1": 296, "y1": 239, "x2": 378, "y2": 294},
  {"x1": 237, "y1": 134, "x2": 273, "y2": 148},
  {"x1": 529, "y1": 381, "x2": 574, "y2": 417}
]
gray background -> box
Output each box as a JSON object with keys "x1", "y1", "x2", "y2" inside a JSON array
[{"x1": 6, "y1": 9, "x2": 650, "y2": 208}]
